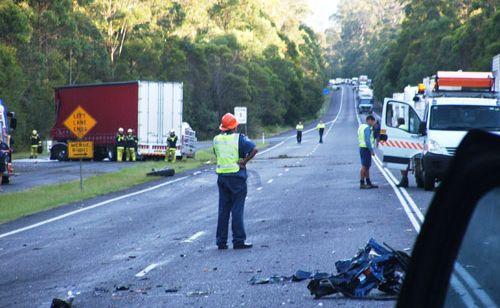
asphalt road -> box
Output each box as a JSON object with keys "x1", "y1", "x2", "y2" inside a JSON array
[{"x1": 0, "y1": 86, "x2": 438, "y2": 307}]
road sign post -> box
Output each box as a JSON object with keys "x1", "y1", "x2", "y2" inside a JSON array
[
  {"x1": 63, "y1": 106, "x2": 97, "y2": 192},
  {"x1": 234, "y1": 106, "x2": 247, "y2": 135}
]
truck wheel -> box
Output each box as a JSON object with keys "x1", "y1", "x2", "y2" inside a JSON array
[
  {"x1": 423, "y1": 171, "x2": 435, "y2": 191},
  {"x1": 1, "y1": 175, "x2": 9, "y2": 184},
  {"x1": 414, "y1": 159, "x2": 424, "y2": 188},
  {"x1": 53, "y1": 145, "x2": 68, "y2": 161}
]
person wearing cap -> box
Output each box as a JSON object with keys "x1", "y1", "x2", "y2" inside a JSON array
[
  {"x1": 296, "y1": 122, "x2": 304, "y2": 143},
  {"x1": 29, "y1": 130, "x2": 41, "y2": 159},
  {"x1": 115, "y1": 128, "x2": 125, "y2": 162},
  {"x1": 165, "y1": 130, "x2": 178, "y2": 163},
  {"x1": 316, "y1": 120, "x2": 326, "y2": 143},
  {"x1": 125, "y1": 128, "x2": 138, "y2": 162},
  {"x1": 213, "y1": 113, "x2": 258, "y2": 250}
]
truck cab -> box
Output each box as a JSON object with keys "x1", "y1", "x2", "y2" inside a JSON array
[
  {"x1": 0, "y1": 100, "x2": 15, "y2": 184},
  {"x1": 357, "y1": 84, "x2": 374, "y2": 113},
  {"x1": 380, "y1": 71, "x2": 500, "y2": 190}
]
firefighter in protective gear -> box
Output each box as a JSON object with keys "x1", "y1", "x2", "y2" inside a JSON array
[
  {"x1": 115, "y1": 128, "x2": 125, "y2": 162},
  {"x1": 296, "y1": 122, "x2": 304, "y2": 143},
  {"x1": 213, "y1": 113, "x2": 258, "y2": 250},
  {"x1": 125, "y1": 128, "x2": 138, "y2": 162},
  {"x1": 316, "y1": 121, "x2": 326, "y2": 143},
  {"x1": 165, "y1": 130, "x2": 178, "y2": 163},
  {"x1": 29, "y1": 130, "x2": 42, "y2": 159}
]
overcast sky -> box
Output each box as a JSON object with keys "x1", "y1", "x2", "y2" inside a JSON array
[{"x1": 306, "y1": 0, "x2": 339, "y2": 32}]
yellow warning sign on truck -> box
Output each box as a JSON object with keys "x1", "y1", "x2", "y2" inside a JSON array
[
  {"x1": 68, "y1": 141, "x2": 94, "y2": 159},
  {"x1": 63, "y1": 106, "x2": 97, "y2": 139}
]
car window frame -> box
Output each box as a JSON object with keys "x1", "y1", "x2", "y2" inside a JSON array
[{"x1": 396, "y1": 130, "x2": 500, "y2": 308}]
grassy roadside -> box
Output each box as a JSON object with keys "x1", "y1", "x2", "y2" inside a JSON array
[{"x1": 0, "y1": 142, "x2": 267, "y2": 224}]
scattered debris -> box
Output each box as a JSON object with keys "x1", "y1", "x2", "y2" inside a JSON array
[
  {"x1": 147, "y1": 168, "x2": 175, "y2": 177},
  {"x1": 307, "y1": 239, "x2": 410, "y2": 298},
  {"x1": 165, "y1": 288, "x2": 179, "y2": 293},
  {"x1": 50, "y1": 291, "x2": 76, "y2": 308},
  {"x1": 186, "y1": 291, "x2": 209, "y2": 297},
  {"x1": 114, "y1": 285, "x2": 130, "y2": 291}
]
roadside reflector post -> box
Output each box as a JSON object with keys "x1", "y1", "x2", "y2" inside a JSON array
[
  {"x1": 262, "y1": 133, "x2": 265, "y2": 145},
  {"x1": 79, "y1": 157, "x2": 83, "y2": 192}
]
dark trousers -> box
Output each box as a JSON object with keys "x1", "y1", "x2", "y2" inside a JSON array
[
  {"x1": 296, "y1": 131, "x2": 302, "y2": 143},
  {"x1": 216, "y1": 175, "x2": 247, "y2": 246},
  {"x1": 319, "y1": 128, "x2": 324, "y2": 143}
]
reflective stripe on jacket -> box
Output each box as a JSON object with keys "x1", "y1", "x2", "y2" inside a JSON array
[{"x1": 213, "y1": 133, "x2": 240, "y2": 174}]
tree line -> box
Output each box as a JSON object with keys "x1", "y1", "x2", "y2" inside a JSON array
[
  {"x1": 0, "y1": 0, "x2": 326, "y2": 146},
  {"x1": 326, "y1": 0, "x2": 499, "y2": 100}
]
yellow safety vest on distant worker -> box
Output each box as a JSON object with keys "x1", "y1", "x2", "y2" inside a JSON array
[
  {"x1": 296, "y1": 124, "x2": 304, "y2": 131},
  {"x1": 213, "y1": 133, "x2": 240, "y2": 174},
  {"x1": 358, "y1": 124, "x2": 374, "y2": 148},
  {"x1": 317, "y1": 123, "x2": 326, "y2": 129}
]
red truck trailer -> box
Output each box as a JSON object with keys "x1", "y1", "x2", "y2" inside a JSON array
[{"x1": 50, "y1": 81, "x2": 195, "y2": 161}]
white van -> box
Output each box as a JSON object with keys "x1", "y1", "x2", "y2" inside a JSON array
[{"x1": 380, "y1": 71, "x2": 500, "y2": 190}]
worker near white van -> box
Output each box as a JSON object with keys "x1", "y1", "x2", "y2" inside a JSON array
[
  {"x1": 358, "y1": 115, "x2": 378, "y2": 189},
  {"x1": 165, "y1": 130, "x2": 178, "y2": 163},
  {"x1": 396, "y1": 118, "x2": 410, "y2": 188},
  {"x1": 125, "y1": 129, "x2": 138, "y2": 162},
  {"x1": 213, "y1": 113, "x2": 258, "y2": 250},
  {"x1": 115, "y1": 128, "x2": 125, "y2": 162}
]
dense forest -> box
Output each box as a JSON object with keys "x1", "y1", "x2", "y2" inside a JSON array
[
  {"x1": 0, "y1": 0, "x2": 326, "y2": 145},
  {"x1": 326, "y1": 0, "x2": 500, "y2": 100}
]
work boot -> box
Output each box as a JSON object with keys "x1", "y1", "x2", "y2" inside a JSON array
[
  {"x1": 360, "y1": 183, "x2": 369, "y2": 189},
  {"x1": 217, "y1": 244, "x2": 228, "y2": 250},
  {"x1": 366, "y1": 183, "x2": 379, "y2": 189},
  {"x1": 396, "y1": 177, "x2": 409, "y2": 188},
  {"x1": 233, "y1": 242, "x2": 253, "y2": 250}
]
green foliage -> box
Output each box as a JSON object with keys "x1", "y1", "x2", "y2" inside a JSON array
[
  {"x1": 1, "y1": 0, "x2": 326, "y2": 144},
  {"x1": 327, "y1": 0, "x2": 500, "y2": 100}
]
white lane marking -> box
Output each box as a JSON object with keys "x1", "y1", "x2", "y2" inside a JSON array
[
  {"x1": 257, "y1": 141, "x2": 284, "y2": 156},
  {"x1": 267, "y1": 179, "x2": 274, "y2": 184},
  {"x1": 353, "y1": 98, "x2": 490, "y2": 307},
  {"x1": 193, "y1": 171, "x2": 202, "y2": 176},
  {"x1": 278, "y1": 173, "x2": 283, "y2": 177},
  {"x1": 296, "y1": 161, "x2": 300, "y2": 164},
  {"x1": 135, "y1": 263, "x2": 159, "y2": 278},
  {"x1": 257, "y1": 187, "x2": 263, "y2": 191},
  {"x1": 181, "y1": 231, "x2": 206, "y2": 243},
  {"x1": 285, "y1": 168, "x2": 289, "y2": 172},
  {"x1": 0, "y1": 176, "x2": 190, "y2": 239}
]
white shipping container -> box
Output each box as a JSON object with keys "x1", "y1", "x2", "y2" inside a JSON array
[
  {"x1": 137, "y1": 81, "x2": 184, "y2": 157},
  {"x1": 493, "y1": 54, "x2": 500, "y2": 92}
]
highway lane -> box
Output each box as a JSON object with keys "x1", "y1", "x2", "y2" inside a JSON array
[{"x1": 0, "y1": 87, "x2": 430, "y2": 307}]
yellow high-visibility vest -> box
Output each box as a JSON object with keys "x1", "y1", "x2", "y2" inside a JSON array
[
  {"x1": 358, "y1": 124, "x2": 374, "y2": 148},
  {"x1": 213, "y1": 133, "x2": 240, "y2": 174},
  {"x1": 296, "y1": 124, "x2": 304, "y2": 131}
]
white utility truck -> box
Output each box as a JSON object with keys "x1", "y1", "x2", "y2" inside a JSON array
[{"x1": 380, "y1": 71, "x2": 500, "y2": 190}]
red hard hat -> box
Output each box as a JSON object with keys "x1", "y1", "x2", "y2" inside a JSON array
[{"x1": 219, "y1": 113, "x2": 239, "y2": 131}]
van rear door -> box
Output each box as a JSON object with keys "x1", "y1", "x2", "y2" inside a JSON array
[{"x1": 380, "y1": 99, "x2": 424, "y2": 170}]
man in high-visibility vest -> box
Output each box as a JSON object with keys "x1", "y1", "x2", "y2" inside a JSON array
[
  {"x1": 296, "y1": 122, "x2": 304, "y2": 143},
  {"x1": 125, "y1": 129, "x2": 138, "y2": 162},
  {"x1": 165, "y1": 130, "x2": 178, "y2": 163},
  {"x1": 316, "y1": 120, "x2": 326, "y2": 143},
  {"x1": 358, "y1": 115, "x2": 378, "y2": 189},
  {"x1": 29, "y1": 130, "x2": 41, "y2": 159},
  {"x1": 213, "y1": 113, "x2": 258, "y2": 250},
  {"x1": 115, "y1": 128, "x2": 125, "y2": 162}
]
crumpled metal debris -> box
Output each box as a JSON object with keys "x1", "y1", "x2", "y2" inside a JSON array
[
  {"x1": 307, "y1": 239, "x2": 410, "y2": 298},
  {"x1": 248, "y1": 270, "x2": 329, "y2": 285},
  {"x1": 50, "y1": 291, "x2": 75, "y2": 308},
  {"x1": 147, "y1": 168, "x2": 175, "y2": 177}
]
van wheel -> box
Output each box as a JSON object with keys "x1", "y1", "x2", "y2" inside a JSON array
[
  {"x1": 423, "y1": 171, "x2": 435, "y2": 191},
  {"x1": 414, "y1": 159, "x2": 424, "y2": 188},
  {"x1": 2, "y1": 175, "x2": 9, "y2": 184}
]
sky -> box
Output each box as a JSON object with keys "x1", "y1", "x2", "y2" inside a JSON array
[{"x1": 306, "y1": 0, "x2": 339, "y2": 32}]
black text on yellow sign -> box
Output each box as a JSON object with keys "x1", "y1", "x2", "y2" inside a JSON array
[
  {"x1": 68, "y1": 141, "x2": 94, "y2": 159},
  {"x1": 63, "y1": 106, "x2": 97, "y2": 139}
]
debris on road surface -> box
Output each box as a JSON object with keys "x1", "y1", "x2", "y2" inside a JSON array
[
  {"x1": 165, "y1": 288, "x2": 179, "y2": 293},
  {"x1": 146, "y1": 168, "x2": 175, "y2": 177},
  {"x1": 114, "y1": 285, "x2": 130, "y2": 291},
  {"x1": 307, "y1": 239, "x2": 410, "y2": 299},
  {"x1": 248, "y1": 270, "x2": 328, "y2": 285},
  {"x1": 50, "y1": 291, "x2": 76, "y2": 308},
  {"x1": 186, "y1": 291, "x2": 210, "y2": 297}
]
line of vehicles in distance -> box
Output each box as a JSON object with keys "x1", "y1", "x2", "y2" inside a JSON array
[{"x1": 329, "y1": 76, "x2": 375, "y2": 114}]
